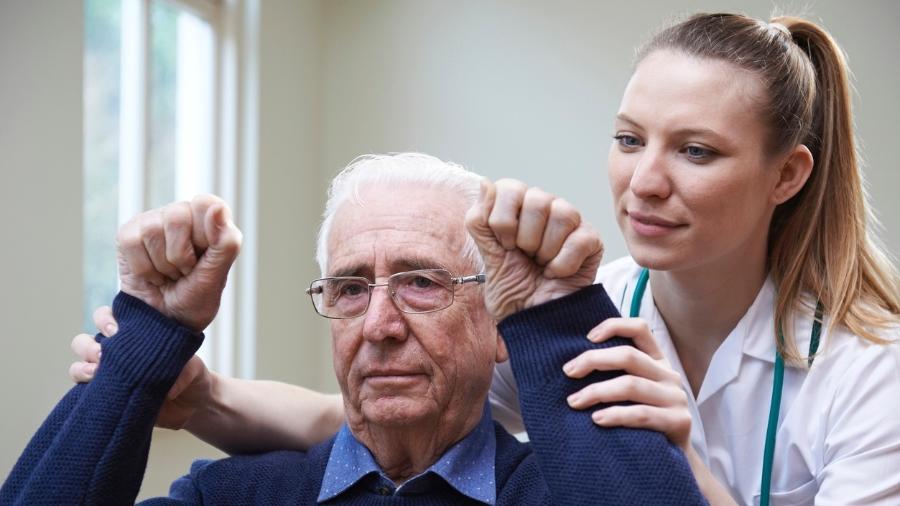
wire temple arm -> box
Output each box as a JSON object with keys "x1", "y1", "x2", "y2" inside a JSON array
[{"x1": 455, "y1": 273, "x2": 486, "y2": 285}]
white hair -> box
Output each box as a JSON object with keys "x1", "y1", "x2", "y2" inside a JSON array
[{"x1": 315, "y1": 152, "x2": 485, "y2": 276}]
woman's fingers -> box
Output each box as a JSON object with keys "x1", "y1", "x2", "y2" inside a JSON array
[
  {"x1": 71, "y1": 333, "x2": 102, "y2": 362},
  {"x1": 563, "y1": 345, "x2": 679, "y2": 383},
  {"x1": 591, "y1": 403, "x2": 693, "y2": 440},
  {"x1": 567, "y1": 373, "x2": 687, "y2": 410},
  {"x1": 92, "y1": 306, "x2": 117, "y2": 337},
  {"x1": 69, "y1": 361, "x2": 98, "y2": 383},
  {"x1": 167, "y1": 355, "x2": 206, "y2": 400},
  {"x1": 587, "y1": 317, "x2": 665, "y2": 360}
]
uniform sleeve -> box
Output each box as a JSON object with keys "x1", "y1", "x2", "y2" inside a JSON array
[
  {"x1": 816, "y1": 340, "x2": 900, "y2": 505},
  {"x1": 489, "y1": 361, "x2": 525, "y2": 434},
  {"x1": 498, "y1": 284, "x2": 707, "y2": 506},
  {"x1": 0, "y1": 292, "x2": 203, "y2": 506}
]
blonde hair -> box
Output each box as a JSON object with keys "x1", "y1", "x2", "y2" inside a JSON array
[{"x1": 640, "y1": 13, "x2": 900, "y2": 362}]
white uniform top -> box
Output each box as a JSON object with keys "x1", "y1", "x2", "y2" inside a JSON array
[{"x1": 490, "y1": 256, "x2": 900, "y2": 505}]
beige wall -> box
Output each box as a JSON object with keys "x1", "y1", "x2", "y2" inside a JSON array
[
  {"x1": 319, "y1": 0, "x2": 900, "y2": 264},
  {"x1": 2, "y1": 0, "x2": 898, "y2": 500},
  {"x1": 0, "y1": 0, "x2": 84, "y2": 485}
]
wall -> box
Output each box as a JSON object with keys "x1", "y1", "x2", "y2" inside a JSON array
[
  {"x1": 2, "y1": 0, "x2": 898, "y2": 500},
  {"x1": 0, "y1": 0, "x2": 84, "y2": 484},
  {"x1": 319, "y1": 0, "x2": 900, "y2": 264}
]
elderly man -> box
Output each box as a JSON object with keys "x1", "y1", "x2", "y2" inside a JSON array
[{"x1": 2, "y1": 153, "x2": 704, "y2": 504}]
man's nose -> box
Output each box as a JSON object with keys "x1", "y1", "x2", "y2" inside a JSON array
[{"x1": 361, "y1": 285, "x2": 408, "y2": 343}]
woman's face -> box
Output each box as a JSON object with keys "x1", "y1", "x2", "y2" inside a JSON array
[{"x1": 608, "y1": 50, "x2": 783, "y2": 274}]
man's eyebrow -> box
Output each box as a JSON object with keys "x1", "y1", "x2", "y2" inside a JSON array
[
  {"x1": 392, "y1": 257, "x2": 449, "y2": 272},
  {"x1": 328, "y1": 265, "x2": 371, "y2": 278},
  {"x1": 326, "y1": 257, "x2": 449, "y2": 279}
]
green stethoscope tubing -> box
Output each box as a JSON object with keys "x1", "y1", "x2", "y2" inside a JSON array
[{"x1": 630, "y1": 268, "x2": 822, "y2": 505}]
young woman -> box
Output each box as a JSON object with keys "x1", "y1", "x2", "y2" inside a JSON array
[{"x1": 71, "y1": 12, "x2": 900, "y2": 505}]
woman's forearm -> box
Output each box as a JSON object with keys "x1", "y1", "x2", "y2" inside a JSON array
[
  {"x1": 684, "y1": 446, "x2": 737, "y2": 506},
  {"x1": 184, "y1": 372, "x2": 345, "y2": 455}
]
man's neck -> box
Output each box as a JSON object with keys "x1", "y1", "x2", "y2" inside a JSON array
[
  {"x1": 650, "y1": 245, "x2": 768, "y2": 397},
  {"x1": 348, "y1": 405, "x2": 486, "y2": 484}
]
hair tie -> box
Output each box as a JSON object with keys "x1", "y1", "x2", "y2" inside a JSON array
[{"x1": 768, "y1": 21, "x2": 791, "y2": 37}]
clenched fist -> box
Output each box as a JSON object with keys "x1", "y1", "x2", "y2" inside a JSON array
[
  {"x1": 117, "y1": 194, "x2": 242, "y2": 331},
  {"x1": 465, "y1": 179, "x2": 603, "y2": 321}
]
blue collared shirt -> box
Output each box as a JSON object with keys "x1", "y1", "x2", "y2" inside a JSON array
[{"x1": 317, "y1": 405, "x2": 496, "y2": 504}]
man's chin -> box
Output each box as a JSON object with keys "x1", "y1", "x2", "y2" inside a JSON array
[{"x1": 360, "y1": 396, "x2": 434, "y2": 427}]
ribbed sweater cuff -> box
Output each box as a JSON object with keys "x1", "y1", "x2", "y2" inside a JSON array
[
  {"x1": 98, "y1": 292, "x2": 204, "y2": 388},
  {"x1": 497, "y1": 284, "x2": 622, "y2": 389}
]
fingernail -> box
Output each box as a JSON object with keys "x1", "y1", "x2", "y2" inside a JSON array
[
  {"x1": 592, "y1": 411, "x2": 605, "y2": 424},
  {"x1": 105, "y1": 323, "x2": 118, "y2": 336},
  {"x1": 97, "y1": 351, "x2": 102, "y2": 360},
  {"x1": 563, "y1": 362, "x2": 575, "y2": 375},
  {"x1": 567, "y1": 393, "x2": 581, "y2": 406},
  {"x1": 85, "y1": 363, "x2": 98, "y2": 376}
]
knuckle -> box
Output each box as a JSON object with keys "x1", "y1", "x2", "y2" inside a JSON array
[
  {"x1": 621, "y1": 346, "x2": 641, "y2": 365},
  {"x1": 495, "y1": 178, "x2": 527, "y2": 191},
  {"x1": 550, "y1": 199, "x2": 581, "y2": 227},
  {"x1": 635, "y1": 406, "x2": 652, "y2": 425},
  {"x1": 523, "y1": 186, "x2": 554, "y2": 206},
  {"x1": 487, "y1": 213, "x2": 516, "y2": 233}
]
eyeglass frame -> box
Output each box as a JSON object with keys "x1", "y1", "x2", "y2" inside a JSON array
[{"x1": 305, "y1": 268, "x2": 486, "y2": 319}]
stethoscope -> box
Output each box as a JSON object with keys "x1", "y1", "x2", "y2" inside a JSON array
[{"x1": 630, "y1": 268, "x2": 822, "y2": 506}]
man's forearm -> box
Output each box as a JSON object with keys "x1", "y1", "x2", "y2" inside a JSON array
[
  {"x1": 1, "y1": 293, "x2": 202, "y2": 505},
  {"x1": 498, "y1": 284, "x2": 707, "y2": 505},
  {"x1": 184, "y1": 375, "x2": 344, "y2": 455}
]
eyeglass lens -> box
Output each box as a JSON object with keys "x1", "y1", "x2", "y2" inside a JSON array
[{"x1": 310, "y1": 269, "x2": 455, "y2": 318}]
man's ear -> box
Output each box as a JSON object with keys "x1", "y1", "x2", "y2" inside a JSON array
[
  {"x1": 772, "y1": 144, "x2": 814, "y2": 205},
  {"x1": 495, "y1": 326, "x2": 509, "y2": 363}
]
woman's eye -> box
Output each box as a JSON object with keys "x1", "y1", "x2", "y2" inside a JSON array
[
  {"x1": 684, "y1": 145, "x2": 714, "y2": 160},
  {"x1": 613, "y1": 134, "x2": 642, "y2": 148}
]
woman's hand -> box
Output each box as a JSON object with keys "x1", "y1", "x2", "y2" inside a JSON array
[
  {"x1": 69, "y1": 305, "x2": 214, "y2": 430},
  {"x1": 562, "y1": 316, "x2": 692, "y2": 451},
  {"x1": 564, "y1": 317, "x2": 738, "y2": 504}
]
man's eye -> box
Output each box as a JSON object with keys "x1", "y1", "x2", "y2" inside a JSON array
[
  {"x1": 410, "y1": 276, "x2": 435, "y2": 289},
  {"x1": 341, "y1": 283, "x2": 366, "y2": 296}
]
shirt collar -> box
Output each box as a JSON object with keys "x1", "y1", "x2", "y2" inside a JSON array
[{"x1": 317, "y1": 403, "x2": 496, "y2": 504}]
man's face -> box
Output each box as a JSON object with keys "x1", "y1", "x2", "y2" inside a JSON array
[{"x1": 327, "y1": 182, "x2": 504, "y2": 434}]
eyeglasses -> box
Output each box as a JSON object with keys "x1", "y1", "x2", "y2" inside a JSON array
[{"x1": 306, "y1": 268, "x2": 485, "y2": 319}]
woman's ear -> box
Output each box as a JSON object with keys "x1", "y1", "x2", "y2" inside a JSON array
[{"x1": 772, "y1": 144, "x2": 814, "y2": 204}]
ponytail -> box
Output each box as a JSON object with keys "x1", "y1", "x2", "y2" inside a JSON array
[{"x1": 640, "y1": 13, "x2": 900, "y2": 363}]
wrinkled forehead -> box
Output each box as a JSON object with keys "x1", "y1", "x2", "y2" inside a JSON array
[{"x1": 326, "y1": 183, "x2": 472, "y2": 277}]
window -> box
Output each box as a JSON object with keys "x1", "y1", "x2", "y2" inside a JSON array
[{"x1": 84, "y1": 0, "x2": 256, "y2": 377}]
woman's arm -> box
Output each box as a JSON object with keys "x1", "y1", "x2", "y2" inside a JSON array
[
  {"x1": 185, "y1": 374, "x2": 344, "y2": 454},
  {"x1": 70, "y1": 306, "x2": 345, "y2": 455}
]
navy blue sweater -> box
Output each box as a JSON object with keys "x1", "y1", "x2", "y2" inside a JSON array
[{"x1": 1, "y1": 285, "x2": 705, "y2": 505}]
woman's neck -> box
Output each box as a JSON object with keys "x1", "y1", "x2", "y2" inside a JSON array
[{"x1": 649, "y1": 251, "x2": 768, "y2": 397}]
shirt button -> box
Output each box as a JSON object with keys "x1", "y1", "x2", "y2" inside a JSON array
[{"x1": 377, "y1": 486, "x2": 391, "y2": 496}]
